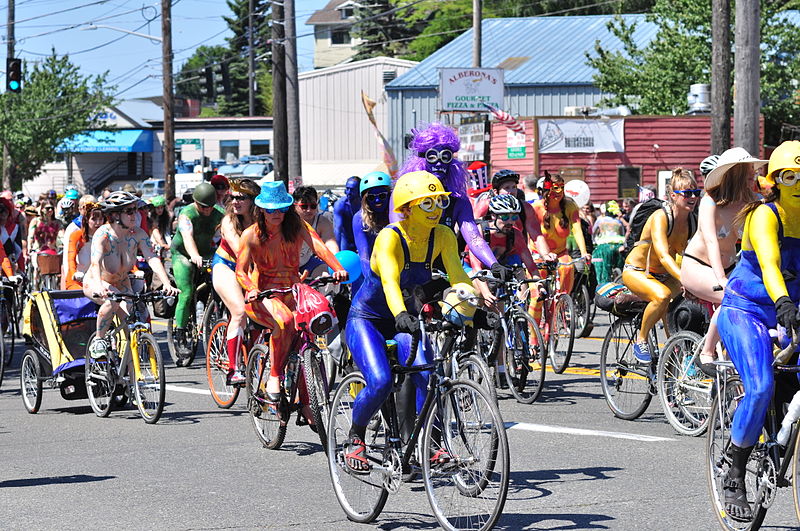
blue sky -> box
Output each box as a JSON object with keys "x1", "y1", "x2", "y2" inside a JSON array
[{"x1": 7, "y1": 0, "x2": 329, "y2": 102}]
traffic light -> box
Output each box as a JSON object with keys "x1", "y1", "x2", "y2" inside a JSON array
[
  {"x1": 214, "y1": 63, "x2": 231, "y2": 99},
  {"x1": 6, "y1": 58, "x2": 21, "y2": 93},
  {"x1": 199, "y1": 66, "x2": 214, "y2": 102}
]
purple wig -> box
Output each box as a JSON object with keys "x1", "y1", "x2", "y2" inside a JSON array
[{"x1": 398, "y1": 122, "x2": 469, "y2": 199}]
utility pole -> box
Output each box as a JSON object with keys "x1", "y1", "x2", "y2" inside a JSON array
[
  {"x1": 162, "y1": 0, "x2": 175, "y2": 200},
  {"x1": 733, "y1": 0, "x2": 760, "y2": 156},
  {"x1": 248, "y1": 0, "x2": 255, "y2": 116},
  {"x1": 272, "y1": 0, "x2": 288, "y2": 187},
  {"x1": 711, "y1": 0, "x2": 731, "y2": 155},
  {"x1": 3, "y1": 0, "x2": 14, "y2": 191},
  {"x1": 285, "y1": 0, "x2": 301, "y2": 181},
  {"x1": 472, "y1": 0, "x2": 481, "y2": 67}
]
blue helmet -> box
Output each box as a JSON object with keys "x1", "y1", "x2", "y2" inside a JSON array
[{"x1": 359, "y1": 171, "x2": 391, "y2": 196}]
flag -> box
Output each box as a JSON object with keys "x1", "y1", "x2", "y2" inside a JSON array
[
  {"x1": 483, "y1": 103, "x2": 525, "y2": 134},
  {"x1": 361, "y1": 91, "x2": 398, "y2": 178}
]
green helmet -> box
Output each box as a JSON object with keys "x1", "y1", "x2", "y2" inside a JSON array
[
  {"x1": 193, "y1": 182, "x2": 216, "y2": 207},
  {"x1": 149, "y1": 195, "x2": 166, "y2": 207}
]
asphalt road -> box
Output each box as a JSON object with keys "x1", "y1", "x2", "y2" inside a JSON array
[{"x1": 0, "y1": 317, "x2": 797, "y2": 530}]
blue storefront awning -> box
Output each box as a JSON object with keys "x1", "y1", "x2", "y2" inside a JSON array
[{"x1": 57, "y1": 129, "x2": 153, "y2": 153}]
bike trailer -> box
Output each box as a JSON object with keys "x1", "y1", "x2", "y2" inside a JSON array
[{"x1": 23, "y1": 290, "x2": 98, "y2": 394}]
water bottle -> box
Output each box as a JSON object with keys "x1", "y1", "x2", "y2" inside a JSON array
[
  {"x1": 778, "y1": 390, "x2": 800, "y2": 446},
  {"x1": 284, "y1": 352, "x2": 299, "y2": 395}
]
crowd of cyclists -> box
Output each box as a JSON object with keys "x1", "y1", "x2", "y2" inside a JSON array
[{"x1": 8, "y1": 122, "x2": 800, "y2": 530}]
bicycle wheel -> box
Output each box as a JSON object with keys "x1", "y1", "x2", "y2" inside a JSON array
[
  {"x1": 200, "y1": 296, "x2": 223, "y2": 353},
  {"x1": 20, "y1": 350, "x2": 42, "y2": 414},
  {"x1": 0, "y1": 321, "x2": 5, "y2": 389},
  {"x1": 303, "y1": 347, "x2": 330, "y2": 452},
  {"x1": 657, "y1": 331, "x2": 712, "y2": 436},
  {"x1": 549, "y1": 293, "x2": 576, "y2": 374},
  {"x1": 422, "y1": 379, "x2": 509, "y2": 531},
  {"x1": 168, "y1": 310, "x2": 200, "y2": 368},
  {"x1": 504, "y1": 314, "x2": 546, "y2": 404},
  {"x1": 246, "y1": 344, "x2": 286, "y2": 449},
  {"x1": 1, "y1": 295, "x2": 15, "y2": 371},
  {"x1": 85, "y1": 333, "x2": 114, "y2": 418},
  {"x1": 132, "y1": 332, "x2": 166, "y2": 424},
  {"x1": 599, "y1": 318, "x2": 652, "y2": 420},
  {"x1": 572, "y1": 283, "x2": 593, "y2": 338},
  {"x1": 707, "y1": 377, "x2": 767, "y2": 530},
  {"x1": 206, "y1": 319, "x2": 240, "y2": 408},
  {"x1": 327, "y1": 371, "x2": 389, "y2": 523},
  {"x1": 457, "y1": 353, "x2": 497, "y2": 404},
  {"x1": 792, "y1": 425, "x2": 800, "y2": 524}
]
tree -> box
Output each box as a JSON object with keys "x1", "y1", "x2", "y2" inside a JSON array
[
  {"x1": 0, "y1": 53, "x2": 114, "y2": 187},
  {"x1": 586, "y1": 0, "x2": 800, "y2": 146},
  {"x1": 174, "y1": 45, "x2": 228, "y2": 100},
  {"x1": 351, "y1": 0, "x2": 419, "y2": 60}
]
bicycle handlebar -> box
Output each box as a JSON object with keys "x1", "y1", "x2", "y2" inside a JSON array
[
  {"x1": 253, "y1": 274, "x2": 340, "y2": 301},
  {"x1": 106, "y1": 290, "x2": 175, "y2": 304},
  {"x1": 774, "y1": 327, "x2": 799, "y2": 365}
]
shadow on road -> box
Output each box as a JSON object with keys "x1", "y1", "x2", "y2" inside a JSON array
[
  {"x1": 278, "y1": 440, "x2": 324, "y2": 456},
  {"x1": 0, "y1": 474, "x2": 115, "y2": 488},
  {"x1": 508, "y1": 466, "x2": 622, "y2": 500},
  {"x1": 534, "y1": 377, "x2": 604, "y2": 405},
  {"x1": 497, "y1": 511, "x2": 614, "y2": 530}
]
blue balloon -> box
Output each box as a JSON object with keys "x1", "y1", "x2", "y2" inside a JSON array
[{"x1": 330, "y1": 250, "x2": 362, "y2": 284}]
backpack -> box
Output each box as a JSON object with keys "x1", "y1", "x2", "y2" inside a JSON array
[{"x1": 623, "y1": 198, "x2": 697, "y2": 257}]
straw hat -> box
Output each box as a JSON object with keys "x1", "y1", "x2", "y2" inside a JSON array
[{"x1": 704, "y1": 147, "x2": 768, "y2": 189}]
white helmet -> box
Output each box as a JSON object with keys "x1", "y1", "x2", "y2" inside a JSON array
[
  {"x1": 700, "y1": 154, "x2": 720, "y2": 177},
  {"x1": 489, "y1": 194, "x2": 520, "y2": 216}
]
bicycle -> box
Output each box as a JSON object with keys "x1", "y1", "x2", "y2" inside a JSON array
[
  {"x1": 205, "y1": 317, "x2": 249, "y2": 408},
  {"x1": 245, "y1": 275, "x2": 338, "y2": 451},
  {"x1": 35, "y1": 250, "x2": 61, "y2": 291},
  {"x1": 536, "y1": 258, "x2": 577, "y2": 374},
  {"x1": 473, "y1": 267, "x2": 546, "y2": 404},
  {"x1": 706, "y1": 333, "x2": 800, "y2": 530},
  {"x1": 571, "y1": 256, "x2": 595, "y2": 338},
  {"x1": 85, "y1": 290, "x2": 171, "y2": 424},
  {"x1": 598, "y1": 299, "x2": 661, "y2": 420},
  {"x1": 327, "y1": 308, "x2": 509, "y2": 530},
  {"x1": 167, "y1": 258, "x2": 224, "y2": 367},
  {"x1": 0, "y1": 278, "x2": 19, "y2": 387}
]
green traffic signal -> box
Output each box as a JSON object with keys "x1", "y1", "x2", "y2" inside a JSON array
[{"x1": 8, "y1": 80, "x2": 19, "y2": 91}]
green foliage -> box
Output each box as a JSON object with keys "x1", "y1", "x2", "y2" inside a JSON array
[
  {"x1": 175, "y1": 45, "x2": 227, "y2": 100},
  {"x1": 352, "y1": 0, "x2": 418, "y2": 60},
  {"x1": 587, "y1": 0, "x2": 800, "y2": 145},
  {"x1": 0, "y1": 53, "x2": 114, "y2": 185}
]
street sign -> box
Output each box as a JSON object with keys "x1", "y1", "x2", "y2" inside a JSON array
[{"x1": 176, "y1": 138, "x2": 201, "y2": 147}]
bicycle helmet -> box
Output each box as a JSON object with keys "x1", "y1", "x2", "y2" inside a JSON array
[
  {"x1": 491, "y1": 169, "x2": 520, "y2": 189},
  {"x1": 699, "y1": 154, "x2": 720, "y2": 177},
  {"x1": 100, "y1": 190, "x2": 140, "y2": 212},
  {"x1": 488, "y1": 194, "x2": 520, "y2": 216},
  {"x1": 359, "y1": 171, "x2": 391, "y2": 196}
]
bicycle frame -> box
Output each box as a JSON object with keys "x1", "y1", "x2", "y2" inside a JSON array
[{"x1": 106, "y1": 300, "x2": 156, "y2": 385}]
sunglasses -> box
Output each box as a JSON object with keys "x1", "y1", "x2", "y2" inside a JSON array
[
  {"x1": 420, "y1": 148, "x2": 453, "y2": 165},
  {"x1": 674, "y1": 189, "x2": 702, "y2": 198},
  {"x1": 230, "y1": 194, "x2": 250, "y2": 201},
  {"x1": 497, "y1": 214, "x2": 519, "y2": 222},
  {"x1": 365, "y1": 191, "x2": 389, "y2": 202},
  {"x1": 295, "y1": 202, "x2": 317, "y2": 210},
  {"x1": 264, "y1": 206, "x2": 290, "y2": 214},
  {"x1": 777, "y1": 169, "x2": 800, "y2": 187},
  {"x1": 416, "y1": 195, "x2": 450, "y2": 213}
]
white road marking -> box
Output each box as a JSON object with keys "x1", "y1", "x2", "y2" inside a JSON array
[
  {"x1": 505, "y1": 421, "x2": 675, "y2": 442},
  {"x1": 165, "y1": 384, "x2": 211, "y2": 396}
]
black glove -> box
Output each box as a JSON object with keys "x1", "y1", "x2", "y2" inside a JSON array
[
  {"x1": 775, "y1": 296, "x2": 800, "y2": 332},
  {"x1": 490, "y1": 262, "x2": 509, "y2": 282},
  {"x1": 395, "y1": 311, "x2": 420, "y2": 334}
]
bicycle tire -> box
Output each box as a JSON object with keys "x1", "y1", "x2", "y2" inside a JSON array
[
  {"x1": 206, "y1": 319, "x2": 240, "y2": 408},
  {"x1": 2, "y1": 295, "x2": 15, "y2": 372},
  {"x1": 706, "y1": 377, "x2": 767, "y2": 531},
  {"x1": 457, "y1": 353, "x2": 498, "y2": 404},
  {"x1": 168, "y1": 315, "x2": 199, "y2": 367},
  {"x1": 245, "y1": 344, "x2": 286, "y2": 449},
  {"x1": 572, "y1": 283, "x2": 593, "y2": 338},
  {"x1": 504, "y1": 313, "x2": 546, "y2": 404},
  {"x1": 132, "y1": 332, "x2": 166, "y2": 424},
  {"x1": 199, "y1": 296, "x2": 223, "y2": 354},
  {"x1": 549, "y1": 293, "x2": 576, "y2": 374},
  {"x1": 0, "y1": 320, "x2": 5, "y2": 389},
  {"x1": 20, "y1": 350, "x2": 42, "y2": 414},
  {"x1": 422, "y1": 379, "x2": 509, "y2": 531},
  {"x1": 85, "y1": 333, "x2": 114, "y2": 418},
  {"x1": 792, "y1": 423, "x2": 800, "y2": 524},
  {"x1": 657, "y1": 331, "x2": 712, "y2": 437},
  {"x1": 599, "y1": 318, "x2": 652, "y2": 420},
  {"x1": 303, "y1": 347, "x2": 330, "y2": 452},
  {"x1": 326, "y1": 371, "x2": 389, "y2": 523}
]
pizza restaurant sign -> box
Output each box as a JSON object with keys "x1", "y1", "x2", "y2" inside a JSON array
[{"x1": 439, "y1": 68, "x2": 504, "y2": 112}]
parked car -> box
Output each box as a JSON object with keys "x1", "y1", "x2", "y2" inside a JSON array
[{"x1": 140, "y1": 178, "x2": 165, "y2": 199}]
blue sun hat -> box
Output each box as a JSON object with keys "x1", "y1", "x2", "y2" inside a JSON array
[{"x1": 255, "y1": 181, "x2": 294, "y2": 211}]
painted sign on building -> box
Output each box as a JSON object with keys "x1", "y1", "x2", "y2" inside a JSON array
[
  {"x1": 457, "y1": 117, "x2": 488, "y2": 161},
  {"x1": 439, "y1": 68, "x2": 504, "y2": 111},
  {"x1": 538, "y1": 118, "x2": 624, "y2": 153},
  {"x1": 507, "y1": 128, "x2": 526, "y2": 159}
]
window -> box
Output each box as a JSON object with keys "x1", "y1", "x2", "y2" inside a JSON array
[
  {"x1": 618, "y1": 166, "x2": 641, "y2": 199},
  {"x1": 331, "y1": 29, "x2": 351, "y2": 45},
  {"x1": 251, "y1": 139, "x2": 270, "y2": 155},
  {"x1": 220, "y1": 140, "x2": 239, "y2": 162},
  {"x1": 340, "y1": 7, "x2": 354, "y2": 19}
]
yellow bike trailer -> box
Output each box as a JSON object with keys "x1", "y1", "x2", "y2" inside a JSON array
[{"x1": 20, "y1": 289, "x2": 99, "y2": 413}]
